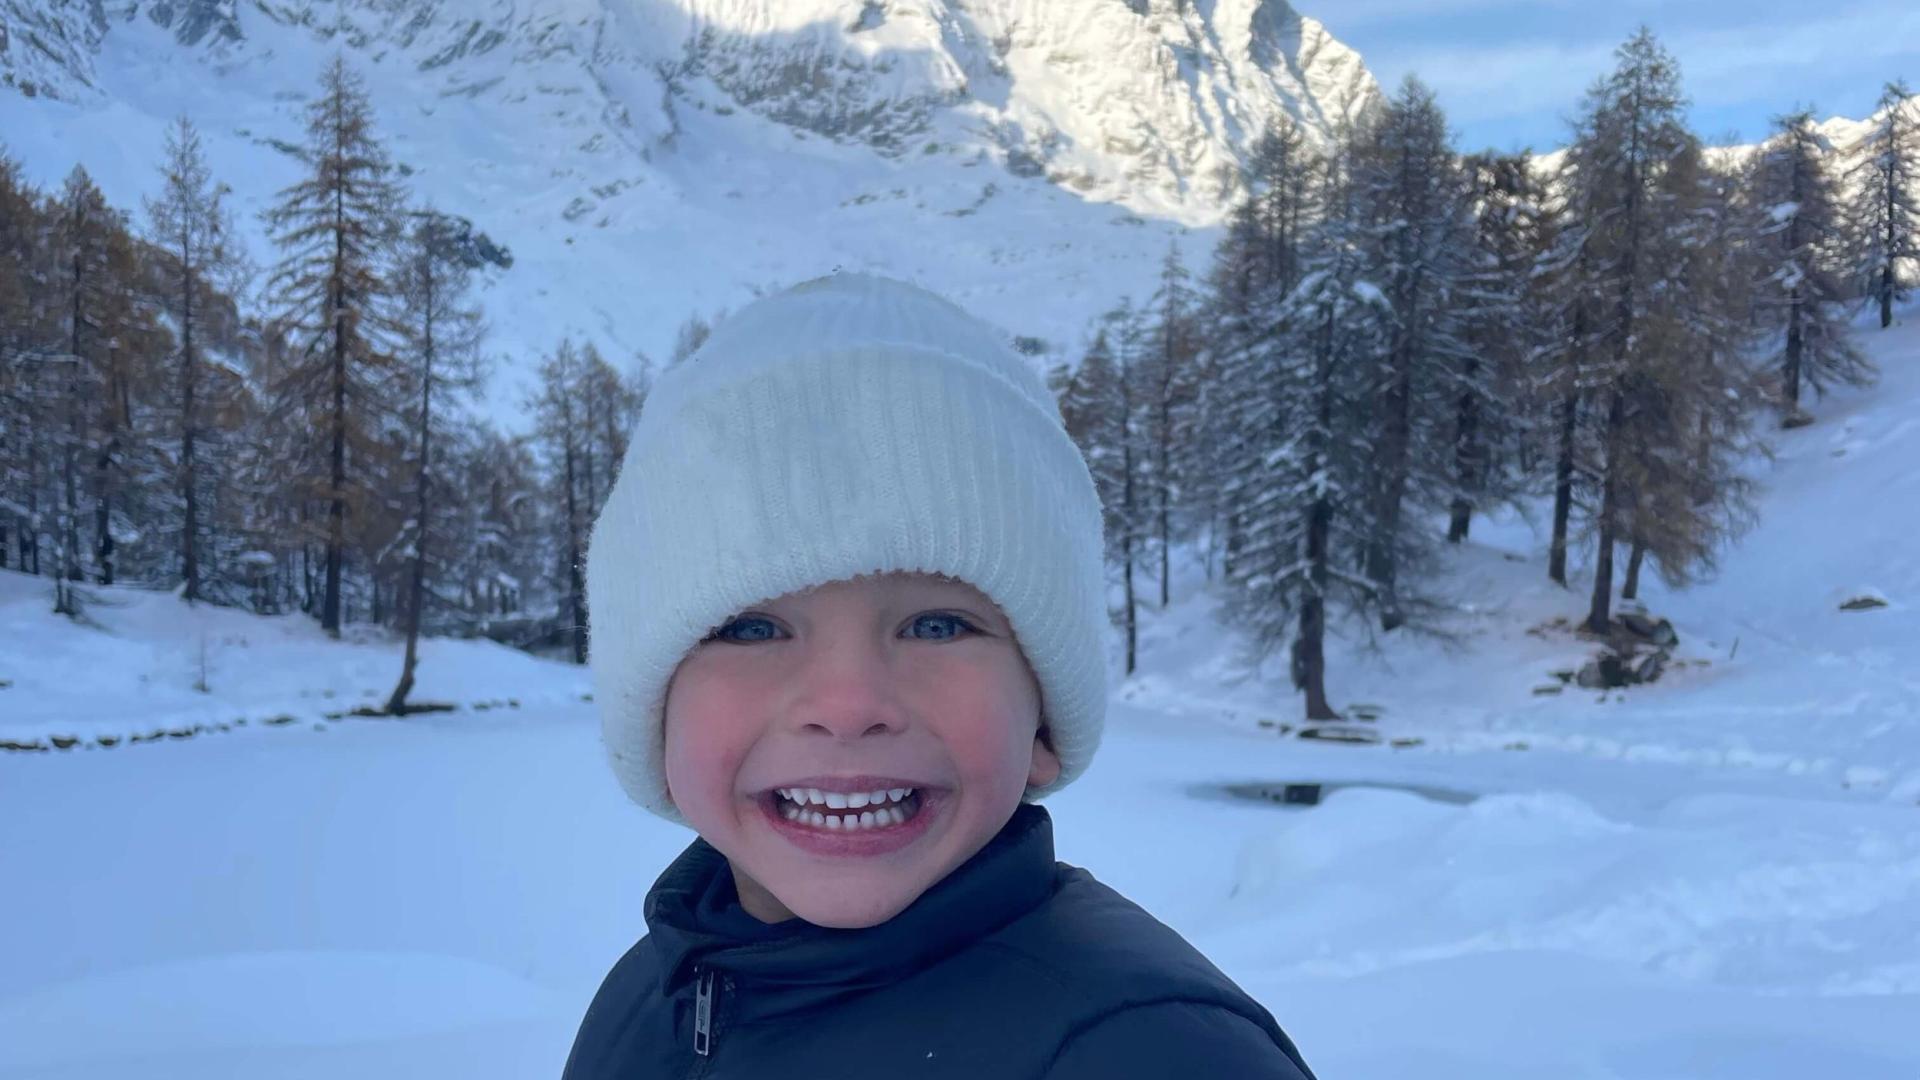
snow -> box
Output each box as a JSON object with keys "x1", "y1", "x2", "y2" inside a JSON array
[
  {"x1": 0, "y1": 0, "x2": 1381, "y2": 434},
  {"x1": 3, "y1": 317, "x2": 1919, "y2": 1076}
]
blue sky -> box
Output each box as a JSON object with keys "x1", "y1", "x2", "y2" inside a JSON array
[{"x1": 1315, "y1": 0, "x2": 1920, "y2": 153}]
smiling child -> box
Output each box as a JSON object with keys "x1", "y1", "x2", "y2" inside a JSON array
[{"x1": 565, "y1": 272, "x2": 1315, "y2": 1079}]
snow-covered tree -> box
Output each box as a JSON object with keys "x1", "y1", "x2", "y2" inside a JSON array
[
  {"x1": 1061, "y1": 301, "x2": 1153, "y2": 675},
  {"x1": 1134, "y1": 239, "x2": 1204, "y2": 608},
  {"x1": 1448, "y1": 150, "x2": 1551, "y2": 542},
  {"x1": 1198, "y1": 116, "x2": 1321, "y2": 584},
  {"x1": 1348, "y1": 75, "x2": 1476, "y2": 630},
  {"x1": 1214, "y1": 129, "x2": 1390, "y2": 719},
  {"x1": 1844, "y1": 79, "x2": 1920, "y2": 329},
  {"x1": 1749, "y1": 109, "x2": 1873, "y2": 420},
  {"x1": 145, "y1": 115, "x2": 243, "y2": 603},
  {"x1": 523, "y1": 338, "x2": 647, "y2": 664}
]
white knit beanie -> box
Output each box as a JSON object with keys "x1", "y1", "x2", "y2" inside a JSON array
[{"x1": 584, "y1": 271, "x2": 1110, "y2": 823}]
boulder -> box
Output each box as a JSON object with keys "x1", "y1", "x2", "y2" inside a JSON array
[{"x1": 1619, "y1": 611, "x2": 1679, "y2": 647}]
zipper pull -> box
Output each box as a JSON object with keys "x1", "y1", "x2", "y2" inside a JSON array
[{"x1": 693, "y1": 968, "x2": 716, "y2": 1057}]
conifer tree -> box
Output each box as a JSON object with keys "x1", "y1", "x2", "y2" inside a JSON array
[
  {"x1": 1845, "y1": 79, "x2": 1919, "y2": 329},
  {"x1": 1199, "y1": 116, "x2": 1320, "y2": 584},
  {"x1": 1350, "y1": 76, "x2": 1474, "y2": 630},
  {"x1": 0, "y1": 149, "x2": 51, "y2": 574},
  {"x1": 1552, "y1": 28, "x2": 1704, "y2": 632},
  {"x1": 1056, "y1": 321, "x2": 1138, "y2": 672},
  {"x1": 528, "y1": 338, "x2": 592, "y2": 664},
  {"x1": 386, "y1": 209, "x2": 488, "y2": 713},
  {"x1": 263, "y1": 56, "x2": 406, "y2": 636},
  {"x1": 1450, "y1": 151, "x2": 1550, "y2": 542},
  {"x1": 1751, "y1": 109, "x2": 1873, "y2": 421},
  {"x1": 145, "y1": 115, "x2": 242, "y2": 603},
  {"x1": 1215, "y1": 130, "x2": 1388, "y2": 719},
  {"x1": 1616, "y1": 141, "x2": 1766, "y2": 600},
  {"x1": 1136, "y1": 239, "x2": 1202, "y2": 608}
]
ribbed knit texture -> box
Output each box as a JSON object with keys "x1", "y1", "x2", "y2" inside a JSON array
[{"x1": 584, "y1": 272, "x2": 1110, "y2": 823}]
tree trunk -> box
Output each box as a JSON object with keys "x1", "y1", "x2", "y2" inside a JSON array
[
  {"x1": 564, "y1": 435, "x2": 587, "y2": 665},
  {"x1": 1782, "y1": 288, "x2": 1803, "y2": 413},
  {"x1": 1157, "y1": 387, "x2": 1171, "y2": 610},
  {"x1": 1622, "y1": 534, "x2": 1646, "y2": 601},
  {"x1": 1120, "y1": 433, "x2": 1138, "y2": 676},
  {"x1": 1549, "y1": 390, "x2": 1577, "y2": 586},
  {"x1": 1300, "y1": 495, "x2": 1335, "y2": 721},
  {"x1": 1586, "y1": 390, "x2": 1625, "y2": 635},
  {"x1": 1367, "y1": 342, "x2": 1412, "y2": 631},
  {"x1": 322, "y1": 182, "x2": 348, "y2": 638},
  {"x1": 181, "y1": 256, "x2": 200, "y2": 603},
  {"x1": 390, "y1": 271, "x2": 438, "y2": 715},
  {"x1": 1884, "y1": 175, "x2": 1897, "y2": 329},
  {"x1": 1447, "y1": 371, "x2": 1478, "y2": 543}
]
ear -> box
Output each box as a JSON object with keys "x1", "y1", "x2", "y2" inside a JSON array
[{"x1": 1027, "y1": 722, "x2": 1062, "y2": 788}]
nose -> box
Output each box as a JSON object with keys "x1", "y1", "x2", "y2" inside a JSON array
[{"x1": 783, "y1": 633, "x2": 909, "y2": 740}]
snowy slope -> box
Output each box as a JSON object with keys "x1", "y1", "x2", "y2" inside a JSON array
[
  {"x1": 2, "y1": 315, "x2": 1917, "y2": 1078},
  {"x1": 0, "y1": 0, "x2": 1380, "y2": 429}
]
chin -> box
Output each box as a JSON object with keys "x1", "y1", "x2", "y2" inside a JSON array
[{"x1": 785, "y1": 885, "x2": 921, "y2": 929}]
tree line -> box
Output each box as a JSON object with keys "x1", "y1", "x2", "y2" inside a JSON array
[
  {"x1": 1052, "y1": 29, "x2": 1917, "y2": 719},
  {"x1": 0, "y1": 57, "x2": 651, "y2": 710}
]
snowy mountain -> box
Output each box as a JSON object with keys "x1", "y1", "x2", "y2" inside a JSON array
[{"x1": 0, "y1": 0, "x2": 1381, "y2": 426}]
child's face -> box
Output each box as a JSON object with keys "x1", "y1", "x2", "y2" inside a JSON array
[{"x1": 662, "y1": 570, "x2": 1059, "y2": 928}]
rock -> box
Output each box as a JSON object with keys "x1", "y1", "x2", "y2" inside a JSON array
[
  {"x1": 1577, "y1": 646, "x2": 1669, "y2": 690},
  {"x1": 1619, "y1": 612, "x2": 1679, "y2": 647},
  {"x1": 1298, "y1": 725, "x2": 1382, "y2": 745},
  {"x1": 1840, "y1": 595, "x2": 1889, "y2": 612},
  {"x1": 1631, "y1": 651, "x2": 1666, "y2": 684}
]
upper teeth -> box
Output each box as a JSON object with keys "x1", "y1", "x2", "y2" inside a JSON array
[{"x1": 778, "y1": 787, "x2": 913, "y2": 807}]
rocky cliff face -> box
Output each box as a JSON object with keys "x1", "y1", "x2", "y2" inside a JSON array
[{"x1": 5, "y1": 0, "x2": 1381, "y2": 220}]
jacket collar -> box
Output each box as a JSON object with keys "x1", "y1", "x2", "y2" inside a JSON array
[{"x1": 643, "y1": 803, "x2": 1058, "y2": 1019}]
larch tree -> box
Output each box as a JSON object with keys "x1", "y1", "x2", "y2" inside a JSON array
[
  {"x1": 48, "y1": 166, "x2": 128, "y2": 609},
  {"x1": 1616, "y1": 140, "x2": 1766, "y2": 601},
  {"x1": 0, "y1": 149, "x2": 51, "y2": 575},
  {"x1": 263, "y1": 55, "x2": 406, "y2": 637},
  {"x1": 1350, "y1": 75, "x2": 1475, "y2": 630},
  {"x1": 1135, "y1": 239, "x2": 1203, "y2": 609},
  {"x1": 1056, "y1": 321, "x2": 1139, "y2": 673},
  {"x1": 1845, "y1": 79, "x2": 1919, "y2": 329},
  {"x1": 1750, "y1": 109, "x2": 1873, "y2": 422},
  {"x1": 1552, "y1": 28, "x2": 1701, "y2": 633},
  {"x1": 145, "y1": 115, "x2": 242, "y2": 603},
  {"x1": 1216, "y1": 129, "x2": 1389, "y2": 720},
  {"x1": 527, "y1": 338, "x2": 592, "y2": 664},
  {"x1": 1449, "y1": 150, "x2": 1551, "y2": 542},
  {"x1": 386, "y1": 209, "x2": 489, "y2": 714},
  {"x1": 1199, "y1": 116, "x2": 1319, "y2": 585}
]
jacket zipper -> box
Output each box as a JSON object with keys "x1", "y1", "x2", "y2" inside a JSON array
[{"x1": 693, "y1": 967, "x2": 717, "y2": 1058}]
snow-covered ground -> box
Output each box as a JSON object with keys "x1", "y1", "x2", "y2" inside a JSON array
[{"x1": 3, "y1": 316, "x2": 1918, "y2": 1077}]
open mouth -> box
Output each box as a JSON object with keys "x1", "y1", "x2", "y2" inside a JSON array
[{"x1": 770, "y1": 785, "x2": 925, "y2": 831}]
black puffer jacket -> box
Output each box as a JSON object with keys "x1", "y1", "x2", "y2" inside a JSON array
[{"x1": 562, "y1": 804, "x2": 1316, "y2": 1079}]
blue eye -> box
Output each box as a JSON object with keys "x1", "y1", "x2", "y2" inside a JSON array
[
  {"x1": 707, "y1": 615, "x2": 782, "y2": 644},
  {"x1": 908, "y1": 613, "x2": 979, "y2": 641},
  {"x1": 703, "y1": 612, "x2": 981, "y2": 644}
]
